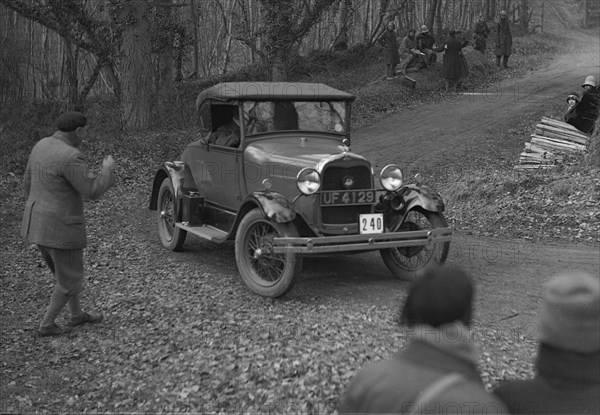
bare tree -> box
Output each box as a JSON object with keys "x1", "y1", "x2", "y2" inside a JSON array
[{"x1": 118, "y1": 0, "x2": 152, "y2": 130}]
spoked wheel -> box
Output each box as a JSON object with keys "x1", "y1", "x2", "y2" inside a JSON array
[
  {"x1": 235, "y1": 208, "x2": 302, "y2": 297},
  {"x1": 380, "y1": 208, "x2": 450, "y2": 280},
  {"x1": 157, "y1": 178, "x2": 187, "y2": 251}
]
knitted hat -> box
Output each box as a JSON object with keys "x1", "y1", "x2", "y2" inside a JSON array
[
  {"x1": 56, "y1": 111, "x2": 87, "y2": 132},
  {"x1": 421, "y1": 25, "x2": 429, "y2": 33},
  {"x1": 566, "y1": 92, "x2": 580, "y2": 102},
  {"x1": 401, "y1": 265, "x2": 474, "y2": 328},
  {"x1": 581, "y1": 75, "x2": 597, "y2": 88},
  {"x1": 538, "y1": 271, "x2": 600, "y2": 353}
]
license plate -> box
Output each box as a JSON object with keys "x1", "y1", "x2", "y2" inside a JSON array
[
  {"x1": 320, "y1": 190, "x2": 376, "y2": 206},
  {"x1": 359, "y1": 213, "x2": 384, "y2": 234}
]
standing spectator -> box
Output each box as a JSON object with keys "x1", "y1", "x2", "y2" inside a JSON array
[
  {"x1": 434, "y1": 30, "x2": 469, "y2": 91},
  {"x1": 495, "y1": 10, "x2": 512, "y2": 68},
  {"x1": 473, "y1": 15, "x2": 490, "y2": 53},
  {"x1": 416, "y1": 25, "x2": 437, "y2": 68},
  {"x1": 339, "y1": 266, "x2": 508, "y2": 414},
  {"x1": 22, "y1": 111, "x2": 116, "y2": 336},
  {"x1": 377, "y1": 22, "x2": 399, "y2": 79},
  {"x1": 495, "y1": 271, "x2": 600, "y2": 414},
  {"x1": 398, "y1": 28, "x2": 422, "y2": 75}
]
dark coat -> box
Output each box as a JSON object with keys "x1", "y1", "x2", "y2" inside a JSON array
[
  {"x1": 495, "y1": 19, "x2": 512, "y2": 56},
  {"x1": 340, "y1": 324, "x2": 508, "y2": 414},
  {"x1": 473, "y1": 21, "x2": 490, "y2": 51},
  {"x1": 417, "y1": 32, "x2": 436, "y2": 50},
  {"x1": 566, "y1": 88, "x2": 600, "y2": 135},
  {"x1": 21, "y1": 133, "x2": 114, "y2": 249},
  {"x1": 495, "y1": 344, "x2": 600, "y2": 414},
  {"x1": 378, "y1": 30, "x2": 399, "y2": 66},
  {"x1": 435, "y1": 37, "x2": 469, "y2": 81}
]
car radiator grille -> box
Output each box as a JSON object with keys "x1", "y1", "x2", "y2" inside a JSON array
[{"x1": 321, "y1": 165, "x2": 373, "y2": 225}]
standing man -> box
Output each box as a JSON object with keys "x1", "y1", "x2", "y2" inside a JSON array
[
  {"x1": 495, "y1": 10, "x2": 512, "y2": 68},
  {"x1": 473, "y1": 15, "x2": 490, "y2": 53},
  {"x1": 398, "y1": 28, "x2": 421, "y2": 75},
  {"x1": 22, "y1": 111, "x2": 116, "y2": 336},
  {"x1": 377, "y1": 21, "x2": 399, "y2": 79},
  {"x1": 416, "y1": 25, "x2": 437, "y2": 68}
]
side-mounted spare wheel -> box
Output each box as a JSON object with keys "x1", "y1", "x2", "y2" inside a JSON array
[
  {"x1": 235, "y1": 208, "x2": 302, "y2": 298},
  {"x1": 157, "y1": 178, "x2": 187, "y2": 251}
]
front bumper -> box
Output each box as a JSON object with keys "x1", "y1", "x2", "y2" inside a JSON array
[{"x1": 272, "y1": 227, "x2": 452, "y2": 254}]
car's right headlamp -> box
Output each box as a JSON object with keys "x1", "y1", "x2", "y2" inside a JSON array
[
  {"x1": 380, "y1": 164, "x2": 403, "y2": 191},
  {"x1": 297, "y1": 168, "x2": 321, "y2": 195}
]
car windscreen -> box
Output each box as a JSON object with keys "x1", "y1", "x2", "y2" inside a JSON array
[{"x1": 242, "y1": 101, "x2": 347, "y2": 135}]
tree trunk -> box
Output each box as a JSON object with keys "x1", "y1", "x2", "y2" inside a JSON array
[
  {"x1": 271, "y1": 48, "x2": 287, "y2": 81},
  {"x1": 64, "y1": 40, "x2": 80, "y2": 109},
  {"x1": 119, "y1": 0, "x2": 152, "y2": 130},
  {"x1": 189, "y1": 0, "x2": 199, "y2": 76},
  {"x1": 520, "y1": 0, "x2": 528, "y2": 31},
  {"x1": 427, "y1": 0, "x2": 438, "y2": 31},
  {"x1": 220, "y1": 0, "x2": 235, "y2": 74}
]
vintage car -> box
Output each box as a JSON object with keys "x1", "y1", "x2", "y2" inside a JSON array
[{"x1": 149, "y1": 82, "x2": 451, "y2": 297}]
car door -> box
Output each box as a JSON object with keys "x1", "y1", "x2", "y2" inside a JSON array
[{"x1": 182, "y1": 103, "x2": 244, "y2": 232}]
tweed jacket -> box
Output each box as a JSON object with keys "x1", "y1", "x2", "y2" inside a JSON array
[
  {"x1": 21, "y1": 132, "x2": 114, "y2": 249},
  {"x1": 340, "y1": 323, "x2": 508, "y2": 414}
]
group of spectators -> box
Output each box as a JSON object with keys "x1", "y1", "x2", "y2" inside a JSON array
[
  {"x1": 564, "y1": 75, "x2": 600, "y2": 135},
  {"x1": 378, "y1": 10, "x2": 514, "y2": 90},
  {"x1": 340, "y1": 265, "x2": 600, "y2": 414}
]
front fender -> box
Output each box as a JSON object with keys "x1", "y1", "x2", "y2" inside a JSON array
[
  {"x1": 250, "y1": 191, "x2": 296, "y2": 223},
  {"x1": 149, "y1": 161, "x2": 185, "y2": 210},
  {"x1": 401, "y1": 184, "x2": 445, "y2": 213}
]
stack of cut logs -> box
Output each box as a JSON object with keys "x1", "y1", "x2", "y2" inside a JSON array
[{"x1": 515, "y1": 117, "x2": 590, "y2": 170}]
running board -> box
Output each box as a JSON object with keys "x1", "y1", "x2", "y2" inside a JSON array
[{"x1": 176, "y1": 223, "x2": 228, "y2": 242}]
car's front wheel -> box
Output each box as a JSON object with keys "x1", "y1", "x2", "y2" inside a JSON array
[
  {"x1": 235, "y1": 208, "x2": 302, "y2": 297},
  {"x1": 380, "y1": 208, "x2": 450, "y2": 280},
  {"x1": 157, "y1": 178, "x2": 187, "y2": 251}
]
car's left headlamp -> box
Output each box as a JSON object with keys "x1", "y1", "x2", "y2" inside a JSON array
[
  {"x1": 380, "y1": 164, "x2": 403, "y2": 191},
  {"x1": 297, "y1": 168, "x2": 321, "y2": 195}
]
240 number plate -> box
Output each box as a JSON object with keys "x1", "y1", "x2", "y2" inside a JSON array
[{"x1": 359, "y1": 213, "x2": 384, "y2": 234}]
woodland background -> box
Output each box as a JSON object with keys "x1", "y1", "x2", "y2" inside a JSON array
[{"x1": 0, "y1": 0, "x2": 556, "y2": 130}]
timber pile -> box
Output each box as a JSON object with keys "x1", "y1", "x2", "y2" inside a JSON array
[{"x1": 515, "y1": 117, "x2": 590, "y2": 170}]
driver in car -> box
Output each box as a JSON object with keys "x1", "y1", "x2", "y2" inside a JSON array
[{"x1": 209, "y1": 112, "x2": 241, "y2": 147}]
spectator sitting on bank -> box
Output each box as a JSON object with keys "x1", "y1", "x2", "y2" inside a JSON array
[
  {"x1": 339, "y1": 265, "x2": 508, "y2": 414},
  {"x1": 566, "y1": 75, "x2": 600, "y2": 135},
  {"x1": 398, "y1": 28, "x2": 424, "y2": 75},
  {"x1": 416, "y1": 25, "x2": 437, "y2": 68},
  {"x1": 563, "y1": 92, "x2": 580, "y2": 124},
  {"x1": 209, "y1": 111, "x2": 241, "y2": 147},
  {"x1": 495, "y1": 271, "x2": 600, "y2": 414}
]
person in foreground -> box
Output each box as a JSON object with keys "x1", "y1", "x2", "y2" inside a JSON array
[
  {"x1": 339, "y1": 265, "x2": 508, "y2": 414},
  {"x1": 494, "y1": 271, "x2": 600, "y2": 414},
  {"x1": 21, "y1": 111, "x2": 116, "y2": 336}
]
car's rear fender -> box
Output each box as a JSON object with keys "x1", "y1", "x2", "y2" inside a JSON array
[{"x1": 149, "y1": 162, "x2": 186, "y2": 210}]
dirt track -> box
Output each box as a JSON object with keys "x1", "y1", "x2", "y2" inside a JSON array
[{"x1": 293, "y1": 33, "x2": 600, "y2": 314}]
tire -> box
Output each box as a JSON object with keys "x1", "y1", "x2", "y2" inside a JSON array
[
  {"x1": 235, "y1": 208, "x2": 302, "y2": 298},
  {"x1": 157, "y1": 178, "x2": 187, "y2": 251},
  {"x1": 380, "y1": 208, "x2": 450, "y2": 281}
]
